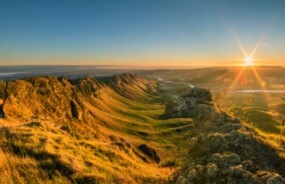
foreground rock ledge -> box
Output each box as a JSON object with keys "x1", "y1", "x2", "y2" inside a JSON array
[{"x1": 174, "y1": 87, "x2": 285, "y2": 184}]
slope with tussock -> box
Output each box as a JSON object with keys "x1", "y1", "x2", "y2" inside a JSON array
[{"x1": 0, "y1": 73, "x2": 193, "y2": 183}]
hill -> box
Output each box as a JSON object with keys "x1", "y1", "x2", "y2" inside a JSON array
[
  {"x1": 0, "y1": 73, "x2": 284, "y2": 183},
  {"x1": 0, "y1": 74, "x2": 193, "y2": 183},
  {"x1": 143, "y1": 66, "x2": 285, "y2": 150},
  {"x1": 142, "y1": 66, "x2": 285, "y2": 89}
]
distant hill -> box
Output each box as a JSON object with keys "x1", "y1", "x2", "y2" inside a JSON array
[{"x1": 143, "y1": 66, "x2": 285, "y2": 89}]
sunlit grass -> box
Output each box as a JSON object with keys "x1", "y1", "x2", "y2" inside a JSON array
[
  {"x1": 0, "y1": 140, "x2": 70, "y2": 184},
  {"x1": 215, "y1": 90, "x2": 285, "y2": 158},
  {"x1": 242, "y1": 122, "x2": 285, "y2": 158},
  {"x1": 0, "y1": 83, "x2": 193, "y2": 183}
]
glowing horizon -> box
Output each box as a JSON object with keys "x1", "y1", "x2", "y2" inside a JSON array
[{"x1": 1, "y1": 0, "x2": 285, "y2": 66}]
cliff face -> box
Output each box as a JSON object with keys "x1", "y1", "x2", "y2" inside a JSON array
[
  {"x1": 0, "y1": 73, "x2": 156, "y2": 121},
  {"x1": 174, "y1": 88, "x2": 285, "y2": 184}
]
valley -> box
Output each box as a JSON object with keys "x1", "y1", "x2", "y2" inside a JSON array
[
  {"x1": 143, "y1": 66, "x2": 285, "y2": 141},
  {"x1": 0, "y1": 66, "x2": 284, "y2": 183}
]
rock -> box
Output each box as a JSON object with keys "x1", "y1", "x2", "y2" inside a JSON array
[
  {"x1": 176, "y1": 176, "x2": 188, "y2": 184},
  {"x1": 188, "y1": 137, "x2": 199, "y2": 151},
  {"x1": 196, "y1": 164, "x2": 205, "y2": 175},
  {"x1": 267, "y1": 174, "x2": 285, "y2": 184},
  {"x1": 229, "y1": 165, "x2": 248, "y2": 178},
  {"x1": 242, "y1": 160, "x2": 257, "y2": 173},
  {"x1": 186, "y1": 168, "x2": 199, "y2": 180},
  {"x1": 181, "y1": 87, "x2": 212, "y2": 102},
  {"x1": 213, "y1": 112, "x2": 230, "y2": 122},
  {"x1": 210, "y1": 152, "x2": 241, "y2": 169},
  {"x1": 206, "y1": 163, "x2": 219, "y2": 178},
  {"x1": 206, "y1": 133, "x2": 227, "y2": 151},
  {"x1": 219, "y1": 123, "x2": 242, "y2": 133},
  {"x1": 174, "y1": 87, "x2": 285, "y2": 184},
  {"x1": 172, "y1": 87, "x2": 218, "y2": 119}
]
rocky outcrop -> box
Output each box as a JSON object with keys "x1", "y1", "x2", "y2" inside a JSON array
[
  {"x1": 0, "y1": 74, "x2": 155, "y2": 122},
  {"x1": 2, "y1": 76, "x2": 77, "y2": 120},
  {"x1": 172, "y1": 87, "x2": 218, "y2": 119},
  {"x1": 174, "y1": 87, "x2": 285, "y2": 184}
]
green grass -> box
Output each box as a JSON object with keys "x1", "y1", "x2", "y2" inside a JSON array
[
  {"x1": 214, "y1": 92, "x2": 284, "y2": 134},
  {"x1": 231, "y1": 107, "x2": 280, "y2": 133},
  {"x1": 0, "y1": 81, "x2": 193, "y2": 183},
  {"x1": 145, "y1": 68, "x2": 285, "y2": 156}
]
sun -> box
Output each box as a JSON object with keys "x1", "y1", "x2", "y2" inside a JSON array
[{"x1": 244, "y1": 56, "x2": 253, "y2": 66}]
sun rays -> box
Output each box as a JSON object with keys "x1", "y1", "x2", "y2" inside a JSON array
[
  {"x1": 222, "y1": 32, "x2": 272, "y2": 108},
  {"x1": 250, "y1": 65, "x2": 272, "y2": 105}
]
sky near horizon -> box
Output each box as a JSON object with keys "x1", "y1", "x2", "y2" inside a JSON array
[{"x1": 0, "y1": 0, "x2": 285, "y2": 66}]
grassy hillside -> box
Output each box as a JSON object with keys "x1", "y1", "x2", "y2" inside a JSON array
[
  {"x1": 0, "y1": 74, "x2": 193, "y2": 183},
  {"x1": 143, "y1": 66, "x2": 285, "y2": 89},
  {"x1": 143, "y1": 66, "x2": 285, "y2": 155}
]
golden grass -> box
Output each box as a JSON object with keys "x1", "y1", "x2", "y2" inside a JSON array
[
  {"x1": 0, "y1": 75, "x2": 194, "y2": 183},
  {"x1": 0, "y1": 119, "x2": 176, "y2": 183},
  {"x1": 242, "y1": 121, "x2": 285, "y2": 158},
  {"x1": 0, "y1": 145, "x2": 70, "y2": 184},
  {"x1": 0, "y1": 86, "x2": 192, "y2": 183}
]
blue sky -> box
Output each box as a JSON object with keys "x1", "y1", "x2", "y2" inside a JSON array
[{"x1": 0, "y1": 0, "x2": 285, "y2": 66}]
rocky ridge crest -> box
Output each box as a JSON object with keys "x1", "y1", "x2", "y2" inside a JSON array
[{"x1": 175, "y1": 87, "x2": 285, "y2": 184}]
